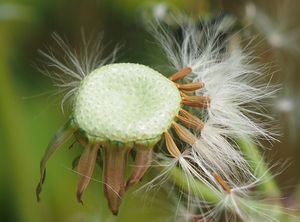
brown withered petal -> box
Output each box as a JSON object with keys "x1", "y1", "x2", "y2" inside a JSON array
[
  {"x1": 103, "y1": 146, "x2": 131, "y2": 215},
  {"x1": 126, "y1": 148, "x2": 153, "y2": 190},
  {"x1": 36, "y1": 119, "x2": 76, "y2": 201},
  {"x1": 76, "y1": 144, "x2": 100, "y2": 204}
]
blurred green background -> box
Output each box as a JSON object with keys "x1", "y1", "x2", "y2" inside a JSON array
[{"x1": 0, "y1": 1, "x2": 299, "y2": 222}]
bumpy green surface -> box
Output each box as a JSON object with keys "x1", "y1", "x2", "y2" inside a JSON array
[{"x1": 73, "y1": 63, "x2": 181, "y2": 144}]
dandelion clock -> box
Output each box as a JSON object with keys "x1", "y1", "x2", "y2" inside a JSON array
[{"x1": 36, "y1": 14, "x2": 286, "y2": 221}]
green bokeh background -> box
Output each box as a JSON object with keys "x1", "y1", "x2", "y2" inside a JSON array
[{"x1": 1, "y1": 1, "x2": 299, "y2": 222}]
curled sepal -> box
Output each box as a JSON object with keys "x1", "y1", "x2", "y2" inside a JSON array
[
  {"x1": 36, "y1": 119, "x2": 77, "y2": 201},
  {"x1": 126, "y1": 146, "x2": 153, "y2": 190},
  {"x1": 76, "y1": 144, "x2": 100, "y2": 204},
  {"x1": 103, "y1": 146, "x2": 131, "y2": 216}
]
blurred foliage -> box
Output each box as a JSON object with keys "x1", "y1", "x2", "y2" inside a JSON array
[{"x1": 0, "y1": 0, "x2": 299, "y2": 222}]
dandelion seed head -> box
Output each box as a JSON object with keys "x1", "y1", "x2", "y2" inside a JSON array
[{"x1": 36, "y1": 12, "x2": 280, "y2": 218}]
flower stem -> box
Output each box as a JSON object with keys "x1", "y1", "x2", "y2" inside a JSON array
[
  {"x1": 237, "y1": 138, "x2": 281, "y2": 197},
  {"x1": 164, "y1": 164, "x2": 221, "y2": 204}
]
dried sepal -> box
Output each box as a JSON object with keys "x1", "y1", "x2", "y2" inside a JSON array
[
  {"x1": 103, "y1": 146, "x2": 131, "y2": 215},
  {"x1": 36, "y1": 119, "x2": 76, "y2": 201},
  {"x1": 76, "y1": 144, "x2": 100, "y2": 204},
  {"x1": 126, "y1": 147, "x2": 153, "y2": 190}
]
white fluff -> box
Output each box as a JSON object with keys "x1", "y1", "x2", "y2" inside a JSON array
[
  {"x1": 169, "y1": 165, "x2": 293, "y2": 222},
  {"x1": 148, "y1": 13, "x2": 278, "y2": 203},
  {"x1": 146, "y1": 16, "x2": 277, "y2": 221},
  {"x1": 203, "y1": 173, "x2": 294, "y2": 222},
  {"x1": 39, "y1": 32, "x2": 120, "y2": 109}
]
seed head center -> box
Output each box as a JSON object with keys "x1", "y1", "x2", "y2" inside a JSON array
[{"x1": 73, "y1": 63, "x2": 181, "y2": 144}]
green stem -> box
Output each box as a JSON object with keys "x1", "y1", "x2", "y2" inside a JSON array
[
  {"x1": 237, "y1": 138, "x2": 281, "y2": 197},
  {"x1": 163, "y1": 163, "x2": 221, "y2": 204}
]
